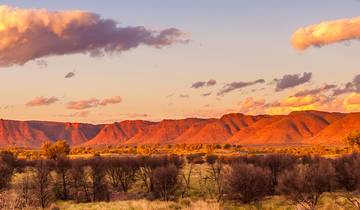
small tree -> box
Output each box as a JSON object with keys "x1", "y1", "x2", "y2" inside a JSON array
[
  {"x1": 152, "y1": 164, "x2": 180, "y2": 201},
  {"x1": 69, "y1": 159, "x2": 91, "y2": 202},
  {"x1": 41, "y1": 140, "x2": 70, "y2": 160},
  {"x1": 277, "y1": 158, "x2": 337, "y2": 210},
  {"x1": 334, "y1": 153, "x2": 360, "y2": 208},
  {"x1": 53, "y1": 157, "x2": 71, "y2": 200},
  {"x1": 32, "y1": 159, "x2": 53, "y2": 209},
  {"x1": 87, "y1": 157, "x2": 110, "y2": 201},
  {"x1": 225, "y1": 162, "x2": 271, "y2": 203},
  {"x1": 345, "y1": 130, "x2": 360, "y2": 148},
  {"x1": 105, "y1": 157, "x2": 139, "y2": 192},
  {"x1": 205, "y1": 155, "x2": 226, "y2": 201}
]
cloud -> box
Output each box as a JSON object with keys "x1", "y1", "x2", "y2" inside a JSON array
[
  {"x1": 274, "y1": 72, "x2": 312, "y2": 91},
  {"x1": 35, "y1": 60, "x2": 48, "y2": 68},
  {"x1": 191, "y1": 79, "x2": 217, "y2": 89},
  {"x1": 272, "y1": 95, "x2": 321, "y2": 107},
  {"x1": 239, "y1": 97, "x2": 266, "y2": 114},
  {"x1": 201, "y1": 92, "x2": 212, "y2": 97},
  {"x1": 56, "y1": 111, "x2": 91, "y2": 118},
  {"x1": 0, "y1": 5, "x2": 186, "y2": 67},
  {"x1": 67, "y1": 96, "x2": 122, "y2": 110},
  {"x1": 218, "y1": 79, "x2": 265, "y2": 96},
  {"x1": 0, "y1": 105, "x2": 13, "y2": 110},
  {"x1": 179, "y1": 94, "x2": 189, "y2": 98},
  {"x1": 64, "y1": 72, "x2": 75, "y2": 79},
  {"x1": 344, "y1": 93, "x2": 360, "y2": 111},
  {"x1": 166, "y1": 93, "x2": 174, "y2": 98},
  {"x1": 292, "y1": 16, "x2": 360, "y2": 50},
  {"x1": 26, "y1": 96, "x2": 59, "y2": 107},
  {"x1": 333, "y1": 74, "x2": 360, "y2": 96},
  {"x1": 120, "y1": 113, "x2": 150, "y2": 118},
  {"x1": 98, "y1": 96, "x2": 122, "y2": 106},
  {"x1": 293, "y1": 84, "x2": 337, "y2": 97}
]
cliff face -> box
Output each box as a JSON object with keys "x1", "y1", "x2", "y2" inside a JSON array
[{"x1": 0, "y1": 110, "x2": 358, "y2": 147}]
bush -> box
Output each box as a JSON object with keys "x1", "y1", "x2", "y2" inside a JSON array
[
  {"x1": 32, "y1": 159, "x2": 54, "y2": 209},
  {"x1": 225, "y1": 162, "x2": 271, "y2": 203},
  {"x1": 105, "y1": 157, "x2": 139, "y2": 192},
  {"x1": 41, "y1": 140, "x2": 70, "y2": 160},
  {"x1": 152, "y1": 164, "x2": 180, "y2": 201},
  {"x1": 277, "y1": 158, "x2": 337, "y2": 210}
]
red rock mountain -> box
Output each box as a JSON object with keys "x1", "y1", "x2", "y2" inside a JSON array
[{"x1": 0, "y1": 110, "x2": 359, "y2": 147}]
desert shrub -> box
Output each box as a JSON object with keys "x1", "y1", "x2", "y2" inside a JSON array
[
  {"x1": 259, "y1": 154, "x2": 297, "y2": 194},
  {"x1": 345, "y1": 130, "x2": 360, "y2": 147},
  {"x1": 32, "y1": 159, "x2": 54, "y2": 209},
  {"x1": 225, "y1": 162, "x2": 271, "y2": 203},
  {"x1": 69, "y1": 159, "x2": 91, "y2": 202},
  {"x1": 87, "y1": 157, "x2": 110, "y2": 201},
  {"x1": 0, "y1": 161, "x2": 13, "y2": 191},
  {"x1": 334, "y1": 153, "x2": 360, "y2": 208},
  {"x1": 138, "y1": 155, "x2": 183, "y2": 193},
  {"x1": 277, "y1": 158, "x2": 337, "y2": 210},
  {"x1": 105, "y1": 157, "x2": 139, "y2": 192},
  {"x1": 182, "y1": 154, "x2": 204, "y2": 196},
  {"x1": 205, "y1": 155, "x2": 226, "y2": 201},
  {"x1": 41, "y1": 140, "x2": 70, "y2": 160},
  {"x1": 152, "y1": 164, "x2": 181, "y2": 201},
  {"x1": 52, "y1": 157, "x2": 71, "y2": 200},
  {"x1": 14, "y1": 170, "x2": 36, "y2": 208},
  {"x1": 0, "y1": 151, "x2": 20, "y2": 190}
]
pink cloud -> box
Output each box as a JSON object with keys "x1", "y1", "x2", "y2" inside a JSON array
[
  {"x1": 26, "y1": 96, "x2": 59, "y2": 107},
  {"x1": 67, "y1": 96, "x2": 122, "y2": 110},
  {"x1": 0, "y1": 5, "x2": 187, "y2": 67}
]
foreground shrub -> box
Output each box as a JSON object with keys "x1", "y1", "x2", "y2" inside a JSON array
[
  {"x1": 277, "y1": 158, "x2": 337, "y2": 210},
  {"x1": 69, "y1": 159, "x2": 91, "y2": 202},
  {"x1": 87, "y1": 157, "x2": 110, "y2": 202},
  {"x1": 260, "y1": 154, "x2": 297, "y2": 194},
  {"x1": 152, "y1": 164, "x2": 180, "y2": 201},
  {"x1": 51, "y1": 157, "x2": 72, "y2": 200},
  {"x1": 225, "y1": 162, "x2": 271, "y2": 203},
  {"x1": 334, "y1": 153, "x2": 360, "y2": 208},
  {"x1": 33, "y1": 159, "x2": 54, "y2": 209},
  {"x1": 105, "y1": 157, "x2": 139, "y2": 192}
]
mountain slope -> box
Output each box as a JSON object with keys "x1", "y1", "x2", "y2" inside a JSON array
[
  {"x1": 84, "y1": 120, "x2": 155, "y2": 145},
  {"x1": 0, "y1": 111, "x2": 358, "y2": 147}
]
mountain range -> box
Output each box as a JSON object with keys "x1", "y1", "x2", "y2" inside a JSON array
[{"x1": 0, "y1": 110, "x2": 359, "y2": 148}]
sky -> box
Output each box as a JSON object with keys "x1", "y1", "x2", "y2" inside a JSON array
[{"x1": 0, "y1": 0, "x2": 359, "y2": 123}]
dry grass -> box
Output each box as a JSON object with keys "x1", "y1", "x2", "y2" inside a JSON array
[
  {"x1": 56, "y1": 199, "x2": 221, "y2": 210},
  {"x1": 54, "y1": 194, "x2": 360, "y2": 210}
]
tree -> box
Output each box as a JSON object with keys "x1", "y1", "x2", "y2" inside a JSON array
[
  {"x1": 205, "y1": 155, "x2": 226, "y2": 201},
  {"x1": 260, "y1": 154, "x2": 297, "y2": 194},
  {"x1": 181, "y1": 154, "x2": 203, "y2": 197},
  {"x1": 277, "y1": 158, "x2": 337, "y2": 210},
  {"x1": 0, "y1": 151, "x2": 18, "y2": 191},
  {"x1": 345, "y1": 130, "x2": 360, "y2": 148},
  {"x1": 105, "y1": 157, "x2": 139, "y2": 192},
  {"x1": 41, "y1": 140, "x2": 70, "y2": 160},
  {"x1": 152, "y1": 164, "x2": 180, "y2": 201},
  {"x1": 32, "y1": 159, "x2": 53, "y2": 209},
  {"x1": 87, "y1": 157, "x2": 110, "y2": 201},
  {"x1": 225, "y1": 162, "x2": 271, "y2": 203},
  {"x1": 69, "y1": 159, "x2": 91, "y2": 202},
  {"x1": 53, "y1": 157, "x2": 71, "y2": 200},
  {"x1": 334, "y1": 153, "x2": 360, "y2": 208}
]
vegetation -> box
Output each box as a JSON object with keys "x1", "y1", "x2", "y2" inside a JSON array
[
  {"x1": 345, "y1": 130, "x2": 360, "y2": 148},
  {"x1": 0, "y1": 150, "x2": 360, "y2": 209}
]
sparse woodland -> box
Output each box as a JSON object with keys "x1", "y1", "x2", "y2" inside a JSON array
[{"x1": 0, "y1": 141, "x2": 360, "y2": 209}]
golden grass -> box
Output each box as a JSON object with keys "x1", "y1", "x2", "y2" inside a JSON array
[
  {"x1": 56, "y1": 199, "x2": 221, "y2": 210},
  {"x1": 55, "y1": 193, "x2": 360, "y2": 210}
]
